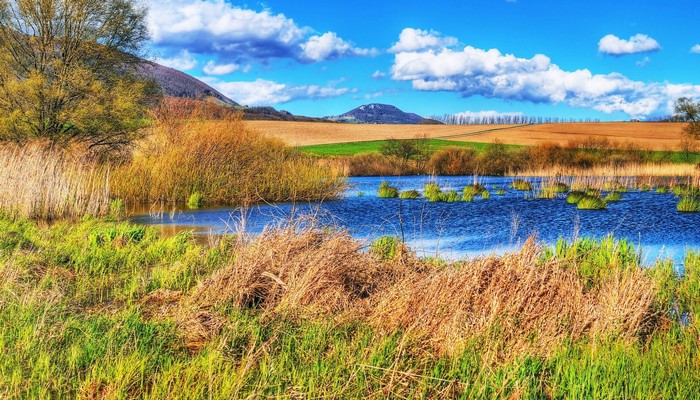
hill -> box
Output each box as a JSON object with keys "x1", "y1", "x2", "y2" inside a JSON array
[
  {"x1": 139, "y1": 62, "x2": 328, "y2": 122},
  {"x1": 138, "y1": 63, "x2": 239, "y2": 106},
  {"x1": 327, "y1": 104, "x2": 442, "y2": 124}
]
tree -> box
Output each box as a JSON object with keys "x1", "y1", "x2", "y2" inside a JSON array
[
  {"x1": 379, "y1": 136, "x2": 431, "y2": 167},
  {"x1": 0, "y1": 0, "x2": 158, "y2": 152},
  {"x1": 674, "y1": 97, "x2": 700, "y2": 139}
]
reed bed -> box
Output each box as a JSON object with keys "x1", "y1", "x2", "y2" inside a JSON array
[
  {"x1": 112, "y1": 99, "x2": 346, "y2": 205},
  {"x1": 0, "y1": 142, "x2": 110, "y2": 219},
  {"x1": 516, "y1": 162, "x2": 700, "y2": 178}
]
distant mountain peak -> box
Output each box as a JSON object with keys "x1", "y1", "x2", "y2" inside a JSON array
[{"x1": 327, "y1": 103, "x2": 441, "y2": 125}]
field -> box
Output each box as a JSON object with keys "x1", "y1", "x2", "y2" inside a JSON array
[
  {"x1": 299, "y1": 138, "x2": 523, "y2": 156},
  {"x1": 248, "y1": 121, "x2": 688, "y2": 151}
]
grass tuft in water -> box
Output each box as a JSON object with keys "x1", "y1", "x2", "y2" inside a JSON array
[
  {"x1": 511, "y1": 179, "x2": 533, "y2": 191},
  {"x1": 378, "y1": 182, "x2": 399, "y2": 198},
  {"x1": 677, "y1": 196, "x2": 700, "y2": 212},
  {"x1": 399, "y1": 190, "x2": 420, "y2": 200},
  {"x1": 566, "y1": 191, "x2": 585, "y2": 204},
  {"x1": 604, "y1": 191, "x2": 622, "y2": 202},
  {"x1": 187, "y1": 192, "x2": 204, "y2": 209},
  {"x1": 577, "y1": 195, "x2": 607, "y2": 210}
]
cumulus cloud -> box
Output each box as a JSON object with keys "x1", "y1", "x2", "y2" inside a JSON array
[
  {"x1": 155, "y1": 50, "x2": 197, "y2": 70},
  {"x1": 372, "y1": 70, "x2": 386, "y2": 79},
  {"x1": 201, "y1": 78, "x2": 351, "y2": 106},
  {"x1": 598, "y1": 34, "x2": 660, "y2": 55},
  {"x1": 301, "y1": 32, "x2": 377, "y2": 62},
  {"x1": 390, "y1": 31, "x2": 700, "y2": 118},
  {"x1": 389, "y1": 28, "x2": 458, "y2": 53},
  {"x1": 149, "y1": 0, "x2": 373, "y2": 64},
  {"x1": 691, "y1": 44, "x2": 700, "y2": 54}
]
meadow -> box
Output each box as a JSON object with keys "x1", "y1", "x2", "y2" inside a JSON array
[{"x1": 2, "y1": 214, "x2": 700, "y2": 398}]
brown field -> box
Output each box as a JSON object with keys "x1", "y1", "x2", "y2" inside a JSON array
[{"x1": 247, "y1": 121, "x2": 688, "y2": 151}]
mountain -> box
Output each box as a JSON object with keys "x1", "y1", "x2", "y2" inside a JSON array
[
  {"x1": 327, "y1": 103, "x2": 442, "y2": 124},
  {"x1": 138, "y1": 62, "x2": 329, "y2": 122},
  {"x1": 138, "y1": 62, "x2": 239, "y2": 106}
]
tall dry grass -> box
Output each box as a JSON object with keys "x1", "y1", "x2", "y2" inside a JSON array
[
  {"x1": 517, "y1": 162, "x2": 700, "y2": 178},
  {"x1": 0, "y1": 142, "x2": 110, "y2": 219},
  {"x1": 177, "y1": 227, "x2": 662, "y2": 360},
  {"x1": 112, "y1": 98, "x2": 346, "y2": 205}
]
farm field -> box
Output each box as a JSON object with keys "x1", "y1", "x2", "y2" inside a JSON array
[{"x1": 248, "y1": 121, "x2": 687, "y2": 151}]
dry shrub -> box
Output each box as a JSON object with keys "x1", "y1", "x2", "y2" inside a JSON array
[
  {"x1": 112, "y1": 98, "x2": 345, "y2": 204},
  {"x1": 427, "y1": 147, "x2": 478, "y2": 175},
  {"x1": 344, "y1": 153, "x2": 416, "y2": 176},
  {"x1": 369, "y1": 240, "x2": 659, "y2": 359},
  {"x1": 0, "y1": 141, "x2": 110, "y2": 219},
  {"x1": 188, "y1": 227, "x2": 409, "y2": 318}
]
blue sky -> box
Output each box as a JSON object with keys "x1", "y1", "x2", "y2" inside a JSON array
[{"x1": 147, "y1": 0, "x2": 700, "y2": 121}]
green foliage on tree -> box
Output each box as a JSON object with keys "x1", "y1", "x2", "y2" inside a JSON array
[
  {"x1": 674, "y1": 97, "x2": 700, "y2": 139},
  {"x1": 379, "y1": 137, "x2": 430, "y2": 166},
  {"x1": 0, "y1": 0, "x2": 159, "y2": 152}
]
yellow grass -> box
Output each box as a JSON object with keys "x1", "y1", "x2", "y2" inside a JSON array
[
  {"x1": 517, "y1": 162, "x2": 700, "y2": 178},
  {"x1": 0, "y1": 142, "x2": 110, "y2": 219},
  {"x1": 249, "y1": 121, "x2": 687, "y2": 151}
]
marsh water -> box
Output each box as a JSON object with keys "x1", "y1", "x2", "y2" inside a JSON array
[{"x1": 130, "y1": 176, "x2": 700, "y2": 265}]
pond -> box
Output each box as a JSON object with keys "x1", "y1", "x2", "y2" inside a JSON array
[{"x1": 130, "y1": 176, "x2": 700, "y2": 266}]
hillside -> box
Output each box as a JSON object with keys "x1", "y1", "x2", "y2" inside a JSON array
[
  {"x1": 138, "y1": 63, "x2": 239, "y2": 106},
  {"x1": 327, "y1": 103, "x2": 442, "y2": 124}
]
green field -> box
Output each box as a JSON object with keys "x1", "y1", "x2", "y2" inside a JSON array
[
  {"x1": 299, "y1": 139, "x2": 700, "y2": 164},
  {"x1": 298, "y1": 139, "x2": 524, "y2": 156}
]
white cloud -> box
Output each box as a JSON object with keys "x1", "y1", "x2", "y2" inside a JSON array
[
  {"x1": 636, "y1": 56, "x2": 651, "y2": 68},
  {"x1": 364, "y1": 91, "x2": 383, "y2": 99},
  {"x1": 301, "y1": 32, "x2": 376, "y2": 62},
  {"x1": 598, "y1": 34, "x2": 660, "y2": 55},
  {"x1": 201, "y1": 78, "x2": 351, "y2": 106},
  {"x1": 389, "y1": 28, "x2": 458, "y2": 53},
  {"x1": 691, "y1": 44, "x2": 700, "y2": 54},
  {"x1": 202, "y1": 61, "x2": 244, "y2": 75},
  {"x1": 390, "y1": 31, "x2": 700, "y2": 118},
  {"x1": 372, "y1": 70, "x2": 386, "y2": 79},
  {"x1": 149, "y1": 0, "x2": 373, "y2": 63},
  {"x1": 155, "y1": 50, "x2": 197, "y2": 70},
  {"x1": 449, "y1": 110, "x2": 525, "y2": 120}
]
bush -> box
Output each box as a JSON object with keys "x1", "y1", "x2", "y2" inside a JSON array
[{"x1": 427, "y1": 147, "x2": 478, "y2": 175}]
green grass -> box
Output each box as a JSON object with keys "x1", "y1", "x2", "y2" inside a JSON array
[
  {"x1": 577, "y1": 195, "x2": 607, "y2": 210},
  {"x1": 3, "y1": 215, "x2": 700, "y2": 398},
  {"x1": 298, "y1": 139, "x2": 523, "y2": 157},
  {"x1": 399, "y1": 189, "x2": 421, "y2": 199},
  {"x1": 677, "y1": 196, "x2": 700, "y2": 212},
  {"x1": 377, "y1": 181, "x2": 399, "y2": 198},
  {"x1": 298, "y1": 139, "x2": 700, "y2": 164}
]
